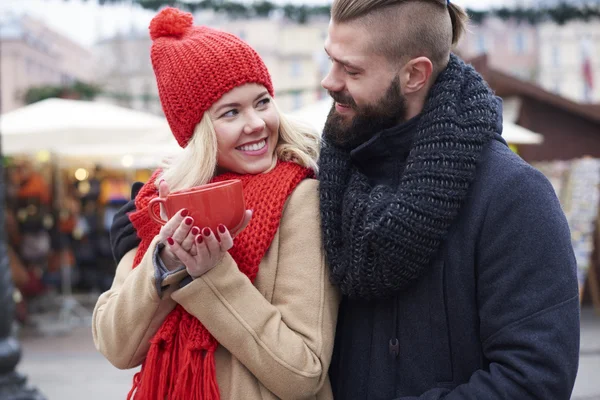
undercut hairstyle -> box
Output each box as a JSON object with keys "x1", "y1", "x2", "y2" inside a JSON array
[{"x1": 331, "y1": 0, "x2": 468, "y2": 74}]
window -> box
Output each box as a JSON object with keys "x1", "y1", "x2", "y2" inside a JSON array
[
  {"x1": 581, "y1": 38, "x2": 594, "y2": 102},
  {"x1": 552, "y1": 45, "x2": 560, "y2": 68},
  {"x1": 476, "y1": 35, "x2": 487, "y2": 54},
  {"x1": 553, "y1": 80, "x2": 561, "y2": 95},
  {"x1": 25, "y1": 58, "x2": 33, "y2": 74},
  {"x1": 290, "y1": 59, "x2": 302, "y2": 78},
  {"x1": 142, "y1": 83, "x2": 152, "y2": 110},
  {"x1": 60, "y1": 74, "x2": 73, "y2": 85},
  {"x1": 514, "y1": 32, "x2": 526, "y2": 54},
  {"x1": 292, "y1": 91, "x2": 302, "y2": 110}
]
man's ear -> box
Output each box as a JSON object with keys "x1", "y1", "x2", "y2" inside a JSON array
[{"x1": 401, "y1": 57, "x2": 433, "y2": 95}]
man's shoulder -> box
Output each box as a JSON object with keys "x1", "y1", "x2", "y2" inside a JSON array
[
  {"x1": 480, "y1": 138, "x2": 533, "y2": 178},
  {"x1": 476, "y1": 138, "x2": 551, "y2": 195},
  {"x1": 459, "y1": 137, "x2": 562, "y2": 227}
]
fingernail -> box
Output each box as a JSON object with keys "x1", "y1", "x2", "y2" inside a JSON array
[
  {"x1": 191, "y1": 227, "x2": 199, "y2": 235},
  {"x1": 196, "y1": 235, "x2": 203, "y2": 244},
  {"x1": 159, "y1": 179, "x2": 165, "y2": 184},
  {"x1": 167, "y1": 237, "x2": 174, "y2": 246},
  {"x1": 181, "y1": 209, "x2": 189, "y2": 217},
  {"x1": 184, "y1": 217, "x2": 193, "y2": 225},
  {"x1": 203, "y1": 227, "x2": 211, "y2": 237},
  {"x1": 218, "y1": 224, "x2": 226, "y2": 234}
]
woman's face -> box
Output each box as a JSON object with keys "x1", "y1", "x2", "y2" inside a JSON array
[{"x1": 209, "y1": 84, "x2": 279, "y2": 175}]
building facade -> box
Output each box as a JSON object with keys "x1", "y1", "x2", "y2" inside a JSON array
[
  {"x1": 93, "y1": 16, "x2": 330, "y2": 114},
  {"x1": 216, "y1": 17, "x2": 329, "y2": 112},
  {"x1": 537, "y1": 20, "x2": 600, "y2": 103},
  {"x1": 0, "y1": 15, "x2": 94, "y2": 113},
  {"x1": 470, "y1": 54, "x2": 600, "y2": 163},
  {"x1": 92, "y1": 33, "x2": 161, "y2": 114},
  {"x1": 456, "y1": 17, "x2": 539, "y2": 81}
]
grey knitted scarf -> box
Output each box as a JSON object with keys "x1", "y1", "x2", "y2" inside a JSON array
[{"x1": 319, "y1": 54, "x2": 501, "y2": 299}]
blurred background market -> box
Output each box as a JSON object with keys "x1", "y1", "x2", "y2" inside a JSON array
[{"x1": 0, "y1": 0, "x2": 600, "y2": 399}]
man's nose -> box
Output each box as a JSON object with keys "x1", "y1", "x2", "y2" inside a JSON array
[{"x1": 321, "y1": 67, "x2": 344, "y2": 93}]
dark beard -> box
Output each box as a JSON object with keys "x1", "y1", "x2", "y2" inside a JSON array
[{"x1": 324, "y1": 76, "x2": 408, "y2": 149}]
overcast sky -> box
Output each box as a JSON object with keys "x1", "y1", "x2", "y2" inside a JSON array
[{"x1": 1, "y1": 0, "x2": 514, "y2": 47}]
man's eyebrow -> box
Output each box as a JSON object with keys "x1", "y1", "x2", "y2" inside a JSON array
[{"x1": 324, "y1": 48, "x2": 364, "y2": 71}]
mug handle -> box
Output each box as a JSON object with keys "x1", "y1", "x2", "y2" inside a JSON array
[{"x1": 148, "y1": 198, "x2": 168, "y2": 226}]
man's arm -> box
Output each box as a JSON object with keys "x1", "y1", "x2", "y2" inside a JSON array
[
  {"x1": 397, "y1": 162, "x2": 580, "y2": 399},
  {"x1": 109, "y1": 182, "x2": 142, "y2": 263}
]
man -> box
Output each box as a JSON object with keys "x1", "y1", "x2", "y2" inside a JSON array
[
  {"x1": 110, "y1": 0, "x2": 580, "y2": 398},
  {"x1": 318, "y1": 0, "x2": 579, "y2": 399}
]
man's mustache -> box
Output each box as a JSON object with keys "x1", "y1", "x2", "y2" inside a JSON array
[{"x1": 328, "y1": 91, "x2": 357, "y2": 109}]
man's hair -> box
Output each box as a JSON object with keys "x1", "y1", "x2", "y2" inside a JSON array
[{"x1": 331, "y1": 0, "x2": 468, "y2": 73}]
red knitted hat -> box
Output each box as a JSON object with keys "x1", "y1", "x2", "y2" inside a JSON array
[{"x1": 149, "y1": 7, "x2": 274, "y2": 147}]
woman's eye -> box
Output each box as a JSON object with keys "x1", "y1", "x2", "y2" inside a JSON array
[
  {"x1": 222, "y1": 109, "x2": 238, "y2": 118},
  {"x1": 345, "y1": 69, "x2": 358, "y2": 76},
  {"x1": 257, "y1": 98, "x2": 271, "y2": 107}
]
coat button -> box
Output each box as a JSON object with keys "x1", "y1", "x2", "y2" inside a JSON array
[{"x1": 389, "y1": 338, "x2": 399, "y2": 358}]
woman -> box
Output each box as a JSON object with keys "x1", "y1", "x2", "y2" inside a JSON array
[{"x1": 92, "y1": 7, "x2": 339, "y2": 400}]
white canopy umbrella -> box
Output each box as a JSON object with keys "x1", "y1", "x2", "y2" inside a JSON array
[
  {"x1": 0, "y1": 98, "x2": 174, "y2": 155},
  {"x1": 57, "y1": 141, "x2": 183, "y2": 169},
  {"x1": 502, "y1": 122, "x2": 544, "y2": 145},
  {"x1": 289, "y1": 98, "x2": 544, "y2": 145},
  {"x1": 60, "y1": 138, "x2": 182, "y2": 168}
]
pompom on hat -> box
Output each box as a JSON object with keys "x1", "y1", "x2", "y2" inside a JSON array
[{"x1": 149, "y1": 7, "x2": 274, "y2": 147}]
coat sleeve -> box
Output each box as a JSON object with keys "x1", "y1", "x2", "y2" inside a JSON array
[
  {"x1": 171, "y1": 179, "x2": 341, "y2": 398},
  {"x1": 394, "y1": 162, "x2": 580, "y2": 399},
  {"x1": 110, "y1": 197, "x2": 141, "y2": 264},
  {"x1": 92, "y1": 238, "x2": 188, "y2": 369}
]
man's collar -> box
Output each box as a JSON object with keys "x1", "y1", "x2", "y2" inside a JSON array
[{"x1": 350, "y1": 114, "x2": 421, "y2": 166}]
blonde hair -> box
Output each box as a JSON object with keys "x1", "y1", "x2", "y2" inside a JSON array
[{"x1": 157, "y1": 101, "x2": 319, "y2": 192}]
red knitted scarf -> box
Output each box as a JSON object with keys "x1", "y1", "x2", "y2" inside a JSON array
[{"x1": 127, "y1": 162, "x2": 313, "y2": 400}]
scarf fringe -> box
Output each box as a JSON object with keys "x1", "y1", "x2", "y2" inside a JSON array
[
  {"x1": 170, "y1": 348, "x2": 196, "y2": 399},
  {"x1": 203, "y1": 351, "x2": 220, "y2": 399},
  {"x1": 129, "y1": 338, "x2": 172, "y2": 399},
  {"x1": 127, "y1": 372, "x2": 140, "y2": 400}
]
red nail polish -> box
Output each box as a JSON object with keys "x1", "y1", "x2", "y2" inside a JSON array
[
  {"x1": 203, "y1": 227, "x2": 211, "y2": 237},
  {"x1": 181, "y1": 209, "x2": 189, "y2": 217},
  {"x1": 196, "y1": 235, "x2": 203, "y2": 244},
  {"x1": 191, "y1": 227, "x2": 199, "y2": 235},
  {"x1": 185, "y1": 217, "x2": 193, "y2": 225},
  {"x1": 218, "y1": 224, "x2": 226, "y2": 234},
  {"x1": 167, "y1": 237, "x2": 174, "y2": 245}
]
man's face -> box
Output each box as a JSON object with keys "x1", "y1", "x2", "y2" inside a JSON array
[{"x1": 321, "y1": 20, "x2": 408, "y2": 147}]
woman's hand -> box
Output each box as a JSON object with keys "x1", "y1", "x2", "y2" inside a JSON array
[
  {"x1": 156, "y1": 180, "x2": 199, "y2": 270},
  {"x1": 166, "y1": 210, "x2": 252, "y2": 278},
  {"x1": 157, "y1": 208, "x2": 199, "y2": 271}
]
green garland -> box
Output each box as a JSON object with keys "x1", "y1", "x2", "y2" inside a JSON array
[
  {"x1": 24, "y1": 81, "x2": 101, "y2": 105},
  {"x1": 95, "y1": 0, "x2": 600, "y2": 25},
  {"x1": 469, "y1": 5, "x2": 600, "y2": 25}
]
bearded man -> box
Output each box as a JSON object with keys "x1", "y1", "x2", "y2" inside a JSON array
[{"x1": 318, "y1": 0, "x2": 579, "y2": 399}]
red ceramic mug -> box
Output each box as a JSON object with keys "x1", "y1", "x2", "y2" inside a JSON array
[{"x1": 148, "y1": 179, "x2": 246, "y2": 234}]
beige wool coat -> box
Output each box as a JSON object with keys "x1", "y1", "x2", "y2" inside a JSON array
[{"x1": 92, "y1": 179, "x2": 340, "y2": 399}]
